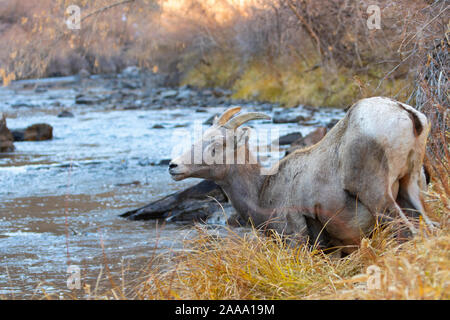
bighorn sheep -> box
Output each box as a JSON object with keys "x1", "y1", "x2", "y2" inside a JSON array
[{"x1": 169, "y1": 97, "x2": 434, "y2": 253}]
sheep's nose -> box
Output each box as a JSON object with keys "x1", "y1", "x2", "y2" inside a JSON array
[{"x1": 169, "y1": 163, "x2": 178, "y2": 169}]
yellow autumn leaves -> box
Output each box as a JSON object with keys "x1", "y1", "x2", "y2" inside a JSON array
[{"x1": 0, "y1": 69, "x2": 16, "y2": 86}]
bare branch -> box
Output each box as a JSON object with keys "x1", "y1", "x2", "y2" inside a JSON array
[{"x1": 80, "y1": 0, "x2": 136, "y2": 24}]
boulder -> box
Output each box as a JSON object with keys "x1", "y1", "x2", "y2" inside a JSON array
[
  {"x1": 160, "y1": 89, "x2": 178, "y2": 99},
  {"x1": 273, "y1": 114, "x2": 308, "y2": 124},
  {"x1": 286, "y1": 127, "x2": 327, "y2": 155},
  {"x1": 11, "y1": 130, "x2": 24, "y2": 141},
  {"x1": 75, "y1": 94, "x2": 106, "y2": 105},
  {"x1": 176, "y1": 89, "x2": 194, "y2": 101},
  {"x1": 277, "y1": 132, "x2": 303, "y2": 145},
  {"x1": 298, "y1": 119, "x2": 320, "y2": 126},
  {"x1": 273, "y1": 108, "x2": 310, "y2": 124},
  {"x1": 0, "y1": 114, "x2": 14, "y2": 152},
  {"x1": 327, "y1": 119, "x2": 340, "y2": 129},
  {"x1": 121, "y1": 80, "x2": 140, "y2": 90},
  {"x1": 57, "y1": 110, "x2": 74, "y2": 118},
  {"x1": 11, "y1": 123, "x2": 53, "y2": 141},
  {"x1": 212, "y1": 88, "x2": 232, "y2": 98}
]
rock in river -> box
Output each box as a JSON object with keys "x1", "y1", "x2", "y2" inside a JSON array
[
  {"x1": 272, "y1": 108, "x2": 311, "y2": 123},
  {"x1": 285, "y1": 127, "x2": 327, "y2": 155},
  {"x1": 277, "y1": 132, "x2": 303, "y2": 145},
  {"x1": 57, "y1": 110, "x2": 75, "y2": 118},
  {"x1": 176, "y1": 89, "x2": 194, "y2": 101},
  {"x1": 11, "y1": 123, "x2": 53, "y2": 141},
  {"x1": 160, "y1": 89, "x2": 178, "y2": 99},
  {"x1": 75, "y1": 94, "x2": 107, "y2": 105},
  {"x1": 0, "y1": 114, "x2": 14, "y2": 152}
]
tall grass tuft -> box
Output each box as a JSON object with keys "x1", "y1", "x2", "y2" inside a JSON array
[{"x1": 123, "y1": 217, "x2": 448, "y2": 300}]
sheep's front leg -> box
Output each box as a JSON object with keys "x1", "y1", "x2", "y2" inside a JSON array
[{"x1": 279, "y1": 212, "x2": 310, "y2": 247}]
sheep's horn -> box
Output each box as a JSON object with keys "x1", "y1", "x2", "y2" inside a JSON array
[
  {"x1": 215, "y1": 106, "x2": 242, "y2": 126},
  {"x1": 224, "y1": 112, "x2": 271, "y2": 130}
]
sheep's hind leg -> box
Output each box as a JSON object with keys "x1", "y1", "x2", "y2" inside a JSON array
[
  {"x1": 397, "y1": 175, "x2": 439, "y2": 230},
  {"x1": 346, "y1": 181, "x2": 418, "y2": 236},
  {"x1": 342, "y1": 137, "x2": 417, "y2": 235}
]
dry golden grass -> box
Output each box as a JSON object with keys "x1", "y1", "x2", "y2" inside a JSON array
[
  {"x1": 101, "y1": 211, "x2": 445, "y2": 300},
  {"x1": 183, "y1": 52, "x2": 416, "y2": 108},
  {"x1": 140, "y1": 228, "x2": 448, "y2": 300}
]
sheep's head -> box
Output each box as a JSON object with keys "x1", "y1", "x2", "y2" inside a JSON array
[{"x1": 169, "y1": 107, "x2": 271, "y2": 181}]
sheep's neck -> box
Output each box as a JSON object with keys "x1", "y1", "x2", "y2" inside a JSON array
[{"x1": 219, "y1": 163, "x2": 271, "y2": 227}]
